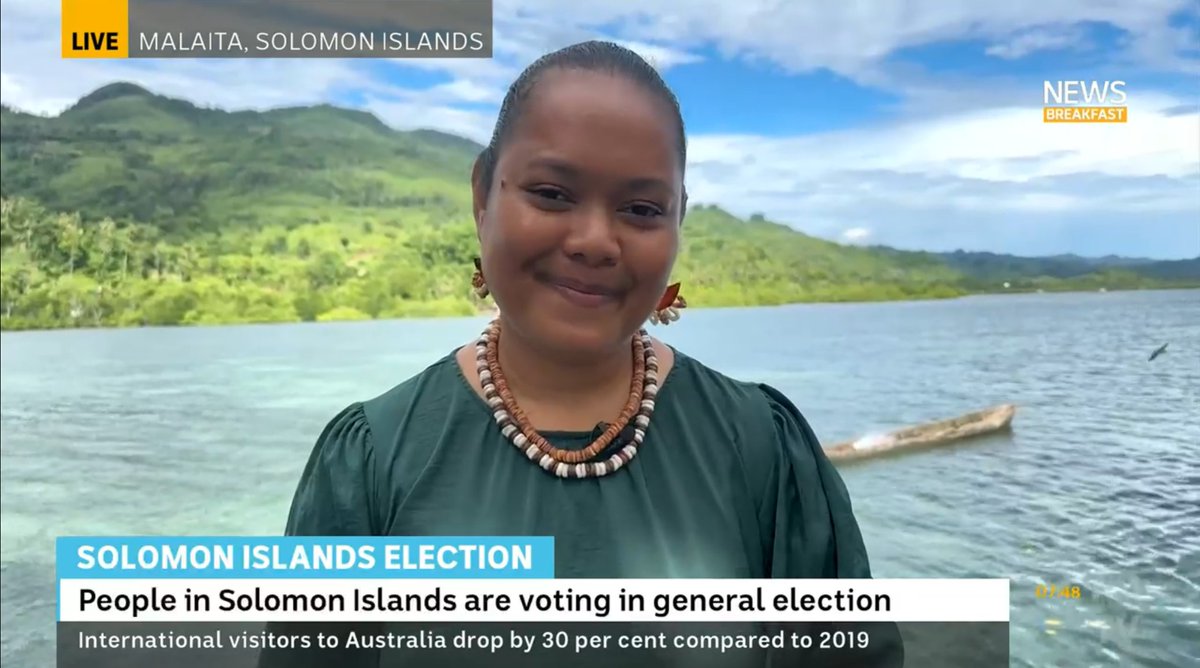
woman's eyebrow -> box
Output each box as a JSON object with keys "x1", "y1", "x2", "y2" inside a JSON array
[
  {"x1": 526, "y1": 157, "x2": 673, "y2": 192},
  {"x1": 625, "y1": 176, "x2": 673, "y2": 193},
  {"x1": 526, "y1": 156, "x2": 580, "y2": 179}
]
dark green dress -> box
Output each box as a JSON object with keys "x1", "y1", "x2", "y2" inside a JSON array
[
  {"x1": 261, "y1": 348, "x2": 902, "y2": 668},
  {"x1": 285, "y1": 347, "x2": 870, "y2": 579}
]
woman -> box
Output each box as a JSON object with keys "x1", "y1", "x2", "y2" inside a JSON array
[{"x1": 266, "y1": 41, "x2": 896, "y2": 667}]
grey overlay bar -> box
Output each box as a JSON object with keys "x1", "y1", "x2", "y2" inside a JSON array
[
  {"x1": 128, "y1": 0, "x2": 493, "y2": 58},
  {"x1": 60, "y1": 620, "x2": 1009, "y2": 667}
]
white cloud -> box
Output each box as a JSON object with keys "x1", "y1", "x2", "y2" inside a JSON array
[
  {"x1": 687, "y1": 93, "x2": 1198, "y2": 187},
  {"x1": 7, "y1": 0, "x2": 1196, "y2": 114},
  {"x1": 423, "y1": 79, "x2": 502, "y2": 105},
  {"x1": 684, "y1": 94, "x2": 1200, "y2": 257},
  {"x1": 2, "y1": 0, "x2": 1197, "y2": 258},
  {"x1": 985, "y1": 26, "x2": 1087, "y2": 59},
  {"x1": 506, "y1": 0, "x2": 1198, "y2": 77},
  {"x1": 611, "y1": 39, "x2": 705, "y2": 71},
  {"x1": 842, "y1": 227, "x2": 873, "y2": 243},
  {"x1": 0, "y1": 16, "x2": 383, "y2": 116},
  {"x1": 362, "y1": 98, "x2": 495, "y2": 143}
]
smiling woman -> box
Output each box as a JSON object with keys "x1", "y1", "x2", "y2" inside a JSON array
[{"x1": 261, "y1": 40, "x2": 902, "y2": 668}]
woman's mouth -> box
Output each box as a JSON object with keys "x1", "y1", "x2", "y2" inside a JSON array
[{"x1": 540, "y1": 275, "x2": 621, "y2": 308}]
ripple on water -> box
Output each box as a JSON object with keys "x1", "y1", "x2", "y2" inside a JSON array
[{"x1": 4, "y1": 290, "x2": 1199, "y2": 668}]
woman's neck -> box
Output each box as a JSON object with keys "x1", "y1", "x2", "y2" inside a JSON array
[
  {"x1": 456, "y1": 322, "x2": 677, "y2": 433},
  {"x1": 495, "y1": 323, "x2": 636, "y2": 432}
]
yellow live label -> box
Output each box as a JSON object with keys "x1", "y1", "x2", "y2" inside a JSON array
[{"x1": 62, "y1": 0, "x2": 129, "y2": 59}]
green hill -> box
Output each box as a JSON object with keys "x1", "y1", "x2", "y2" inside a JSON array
[
  {"x1": 1, "y1": 83, "x2": 473, "y2": 236},
  {"x1": 930, "y1": 250, "x2": 1199, "y2": 283},
  {"x1": 0, "y1": 83, "x2": 1194, "y2": 331}
]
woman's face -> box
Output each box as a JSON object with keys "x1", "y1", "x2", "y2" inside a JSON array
[{"x1": 473, "y1": 68, "x2": 685, "y2": 357}]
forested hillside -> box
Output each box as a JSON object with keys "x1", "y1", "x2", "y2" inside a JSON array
[
  {"x1": 1, "y1": 83, "x2": 1194, "y2": 331},
  {"x1": 932, "y1": 250, "x2": 1200, "y2": 283}
]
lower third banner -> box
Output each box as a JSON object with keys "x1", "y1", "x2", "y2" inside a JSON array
[
  {"x1": 55, "y1": 537, "x2": 1010, "y2": 667},
  {"x1": 59, "y1": 620, "x2": 1009, "y2": 667}
]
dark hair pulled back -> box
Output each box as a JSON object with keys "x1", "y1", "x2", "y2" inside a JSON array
[{"x1": 475, "y1": 40, "x2": 688, "y2": 196}]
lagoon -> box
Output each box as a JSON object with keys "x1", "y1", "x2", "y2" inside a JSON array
[{"x1": 2, "y1": 289, "x2": 1197, "y2": 667}]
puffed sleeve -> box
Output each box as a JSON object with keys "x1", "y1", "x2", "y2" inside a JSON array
[
  {"x1": 283, "y1": 402, "x2": 380, "y2": 537},
  {"x1": 753, "y1": 385, "x2": 905, "y2": 667},
  {"x1": 755, "y1": 384, "x2": 871, "y2": 578},
  {"x1": 257, "y1": 404, "x2": 382, "y2": 668}
]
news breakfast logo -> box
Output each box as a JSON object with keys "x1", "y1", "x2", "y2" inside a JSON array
[
  {"x1": 1042, "y1": 80, "x2": 1128, "y2": 123},
  {"x1": 60, "y1": 0, "x2": 494, "y2": 59}
]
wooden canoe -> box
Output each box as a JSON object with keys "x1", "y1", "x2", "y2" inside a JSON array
[{"x1": 824, "y1": 404, "x2": 1016, "y2": 464}]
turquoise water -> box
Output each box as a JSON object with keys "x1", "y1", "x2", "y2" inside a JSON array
[{"x1": 2, "y1": 290, "x2": 1198, "y2": 667}]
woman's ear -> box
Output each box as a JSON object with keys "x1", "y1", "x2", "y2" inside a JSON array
[
  {"x1": 471, "y1": 150, "x2": 490, "y2": 236},
  {"x1": 679, "y1": 185, "x2": 689, "y2": 226}
]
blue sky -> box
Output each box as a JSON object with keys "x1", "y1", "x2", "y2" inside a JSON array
[{"x1": 1, "y1": 0, "x2": 1197, "y2": 258}]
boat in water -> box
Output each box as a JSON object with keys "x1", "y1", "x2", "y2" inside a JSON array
[{"x1": 824, "y1": 404, "x2": 1017, "y2": 464}]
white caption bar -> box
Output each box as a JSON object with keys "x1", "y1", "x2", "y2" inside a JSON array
[{"x1": 59, "y1": 578, "x2": 1010, "y2": 623}]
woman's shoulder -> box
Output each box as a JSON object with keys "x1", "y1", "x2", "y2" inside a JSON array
[
  {"x1": 318, "y1": 351, "x2": 465, "y2": 447},
  {"x1": 666, "y1": 347, "x2": 830, "y2": 475},
  {"x1": 669, "y1": 349, "x2": 837, "y2": 512},
  {"x1": 668, "y1": 347, "x2": 813, "y2": 435},
  {"x1": 672, "y1": 349, "x2": 872, "y2": 579},
  {"x1": 365, "y1": 350, "x2": 467, "y2": 425}
]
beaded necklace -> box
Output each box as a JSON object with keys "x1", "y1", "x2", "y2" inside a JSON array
[{"x1": 475, "y1": 319, "x2": 658, "y2": 478}]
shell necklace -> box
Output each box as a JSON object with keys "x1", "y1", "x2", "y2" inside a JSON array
[{"x1": 475, "y1": 320, "x2": 658, "y2": 478}]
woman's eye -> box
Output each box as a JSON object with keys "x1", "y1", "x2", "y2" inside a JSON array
[
  {"x1": 530, "y1": 187, "x2": 569, "y2": 201},
  {"x1": 626, "y1": 203, "x2": 664, "y2": 218}
]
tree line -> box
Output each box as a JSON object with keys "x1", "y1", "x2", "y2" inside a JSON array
[{"x1": 2, "y1": 197, "x2": 1190, "y2": 332}]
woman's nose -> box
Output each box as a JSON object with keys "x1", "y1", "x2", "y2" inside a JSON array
[{"x1": 561, "y1": 205, "x2": 620, "y2": 267}]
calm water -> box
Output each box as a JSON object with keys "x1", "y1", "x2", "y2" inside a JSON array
[{"x1": 2, "y1": 290, "x2": 1198, "y2": 667}]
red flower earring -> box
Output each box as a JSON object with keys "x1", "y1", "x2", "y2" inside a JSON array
[
  {"x1": 471, "y1": 257, "x2": 489, "y2": 299},
  {"x1": 649, "y1": 282, "x2": 686, "y2": 325}
]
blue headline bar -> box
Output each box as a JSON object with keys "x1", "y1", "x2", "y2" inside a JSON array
[{"x1": 55, "y1": 536, "x2": 555, "y2": 579}]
